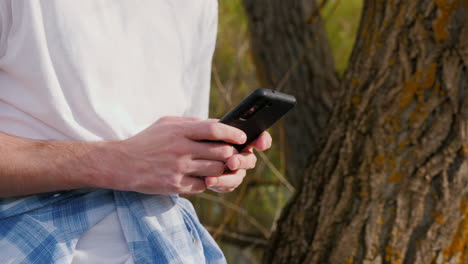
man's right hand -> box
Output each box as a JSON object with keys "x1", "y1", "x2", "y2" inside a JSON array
[{"x1": 95, "y1": 116, "x2": 247, "y2": 194}]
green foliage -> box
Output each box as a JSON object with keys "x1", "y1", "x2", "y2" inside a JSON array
[
  {"x1": 210, "y1": 0, "x2": 256, "y2": 119},
  {"x1": 322, "y1": 0, "x2": 363, "y2": 74}
]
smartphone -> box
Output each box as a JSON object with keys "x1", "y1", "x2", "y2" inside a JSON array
[{"x1": 219, "y1": 88, "x2": 296, "y2": 152}]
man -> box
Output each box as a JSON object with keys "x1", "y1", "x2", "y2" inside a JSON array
[{"x1": 0, "y1": 0, "x2": 271, "y2": 263}]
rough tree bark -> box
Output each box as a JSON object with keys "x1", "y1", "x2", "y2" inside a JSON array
[
  {"x1": 264, "y1": 0, "x2": 467, "y2": 263},
  {"x1": 242, "y1": 0, "x2": 340, "y2": 186}
]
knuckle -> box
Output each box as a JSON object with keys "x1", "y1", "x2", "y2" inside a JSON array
[
  {"x1": 171, "y1": 123, "x2": 186, "y2": 137},
  {"x1": 206, "y1": 162, "x2": 222, "y2": 176},
  {"x1": 165, "y1": 141, "x2": 188, "y2": 156},
  {"x1": 206, "y1": 123, "x2": 219, "y2": 138},
  {"x1": 160, "y1": 133, "x2": 181, "y2": 151},
  {"x1": 215, "y1": 162, "x2": 226, "y2": 175},
  {"x1": 173, "y1": 160, "x2": 189, "y2": 174},
  {"x1": 250, "y1": 155, "x2": 258, "y2": 168},
  {"x1": 165, "y1": 137, "x2": 179, "y2": 151},
  {"x1": 167, "y1": 176, "x2": 182, "y2": 191},
  {"x1": 221, "y1": 145, "x2": 234, "y2": 159}
]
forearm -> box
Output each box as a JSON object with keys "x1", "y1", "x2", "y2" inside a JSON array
[
  {"x1": 0, "y1": 117, "x2": 264, "y2": 197},
  {"x1": 0, "y1": 132, "x2": 116, "y2": 198}
]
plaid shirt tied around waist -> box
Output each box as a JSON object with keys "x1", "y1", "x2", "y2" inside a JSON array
[{"x1": 0, "y1": 190, "x2": 226, "y2": 264}]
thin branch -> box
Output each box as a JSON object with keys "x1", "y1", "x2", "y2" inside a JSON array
[
  {"x1": 213, "y1": 181, "x2": 249, "y2": 239},
  {"x1": 237, "y1": 39, "x2": 250, "y2": 62},
  {"x1": 270, "y1": 187, "x2": 285, "y2": 234},
  {"x1": 324, "y1": 0, "x2": 342, "y2": 20},
  {"x1": 206, "y1": 226, "x2": 268, "y2": 248},
  {"x1": 247, "y1": 178, "x2": 283, "y2": 187},
  {"x1": 212, "y1": 63, "x2": 233, "y2": 107},
  {"x1": 256, "y1": 151, "x2": 295, "y2": 193},
  {"x1": 197, "y1": 192, "x2": 270, "y2": 238},
  {"x1": 307, "y1": 0, "x2": 331, "y2": 24}
]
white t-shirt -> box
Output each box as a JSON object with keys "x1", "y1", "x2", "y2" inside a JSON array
[{"x1": 0, "y1": 0, "x2": 218, "y2": 263}]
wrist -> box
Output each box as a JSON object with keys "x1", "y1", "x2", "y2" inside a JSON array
[
  {"x1": 68, "y1": 140, "x2": 119, "y2": 190},
  {"x1": 77, "y1": 140, "x2": 130, "y2": 190}
]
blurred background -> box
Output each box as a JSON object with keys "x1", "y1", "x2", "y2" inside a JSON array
[{"x1": 189, "y1": 0, "x2": 363, "y2": 263}]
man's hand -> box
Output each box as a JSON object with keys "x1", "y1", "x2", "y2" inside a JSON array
[
  {"x1": 97, "y1": 116, "x2": 271, "y2": 195},
  {"x1": 204, "y1": 131, "x2": 272, "y2": 193},
  {"x1": 0, "y1": 116, "x2": 272, "y2": 197}
]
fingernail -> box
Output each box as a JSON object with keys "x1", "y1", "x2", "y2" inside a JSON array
[{"x1": 240, "y1": 133, "x2": 247, "y2": 143}]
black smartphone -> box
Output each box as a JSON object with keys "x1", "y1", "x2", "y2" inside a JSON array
[{"x1": 219, "y1": 88, "x2": 296, "y2": 152}]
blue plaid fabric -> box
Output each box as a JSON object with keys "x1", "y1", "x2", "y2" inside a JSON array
[{"x1": 0, "y1": 189, "x2": 226, "y2": 264}]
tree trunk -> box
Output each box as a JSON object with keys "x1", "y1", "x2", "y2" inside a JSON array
[
  {"x1": 265, "y1": 0, "x2": 467, "y2": 263},
  {"x1": 242, "y1": 0, "x2": 339, "y2": 186}
]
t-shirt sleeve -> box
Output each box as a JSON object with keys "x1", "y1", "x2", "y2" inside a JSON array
[{"x1": 184, "y1": 0, "x2": 218, "y2": 119}]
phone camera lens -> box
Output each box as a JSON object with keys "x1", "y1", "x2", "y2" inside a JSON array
[{"x1": 240, "y1": 107, "x2": 256, "y2": 120}]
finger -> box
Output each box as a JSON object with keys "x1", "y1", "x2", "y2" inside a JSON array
[
  {"x1": 188, "y1": 160, "x2": 225, "y2": 176},
  {"x1": 175, "y1": 176, "x2": 207, "y2": 194},
  {"x1": 184, "y1": 121, "x2": 246, "y2": 145},
  {"x1": 205, "y1": 169, "x2": 247, "y2": 191},
  {"x1": 226, "y1": 152, "x2": 257, "y2": 171},
  {"x1": 247, "y1": 131, "x2": 272, "y2": 151},
  {"x1": 188, "y1": 141, "x2": 238, "y2": 161},
  {"x1": 157, "y1": 116, "x2": 200, "y2": 124}
]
